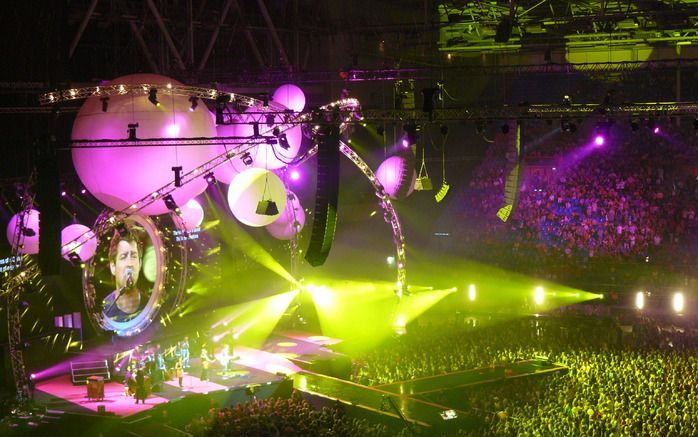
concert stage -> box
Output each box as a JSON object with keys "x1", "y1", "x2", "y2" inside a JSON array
[{"x1": 31, "y1": 332, "x2": 344, "y2": 420}]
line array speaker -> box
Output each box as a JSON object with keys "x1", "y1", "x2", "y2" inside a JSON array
[{"x1": 305, "y1": 124, "x2": 340, "y2": 267}]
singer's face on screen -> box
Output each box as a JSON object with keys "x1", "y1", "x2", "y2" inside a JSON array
[{"x1": 110, "y1": 239, "x2": 141, "y2": 289}]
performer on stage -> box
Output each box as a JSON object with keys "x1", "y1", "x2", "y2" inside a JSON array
[
  {"x1": 175, "y1": 359, "x2": 184, "y2": 388},
  {"x1": 200, "y1": 347, "x2": 214, "y2": 381},
  {"x1": 102, "y1": 227, "x2": 145, "y2": 322},
  {"x1": 180, "y1": 336, "x2": 190, "y2": 368},
  {"x1": 134, "y1": 368, "x2": 147, "y2": 404}
]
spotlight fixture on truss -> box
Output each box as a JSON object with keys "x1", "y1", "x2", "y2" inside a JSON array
[
  {"x1": 163, "y1": 194, "x2": 179, "y2": 212},
  {"x1": 204, "y1": 172, "x2": 215, "y2": 184},
  {"x1": 277, "y1": 133, "x2": 290, "y2": 150},
  {"x1": 101, "y1": 97, "x2": 109, "y2": 113},
  {"x1": 127, "y1": 123, "x2": 139, "y2": 140},
  {"x1": 188, "y1": 96, "x2": 199, "y2": 112},
  {"x1": 148, "y1": 88, "x2": 160, "y2": 106},
  {"x1": 172, "y1": 166, "x2": 183, "y2": 187},
  {"x1": 241, "y1": 152, "x2": 254, "y2": 166}
]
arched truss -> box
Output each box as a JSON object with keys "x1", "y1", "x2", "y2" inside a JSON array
[{"x1": 338, "y1": 142, "x2": 407, "y2": 297}]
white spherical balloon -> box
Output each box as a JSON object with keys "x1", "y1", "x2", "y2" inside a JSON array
[
  {"x1": 227, "y1": 168, "x2": 287, "y2": 227},
  {"x1": 175, "y1": 198, "x2": 204, "y2": 231},
  {"x1": 235, "y1": 106, "x2": 303, "y2": 170},
  {"x1": 375, "y1": 155, "x2": 416, "y2": 199},
  {"x1": 71, "y1": 73, "x2": 217, "y2": 215},
  {"x1": 6, "y1": 209, "x2": 40, "y2": 254},
  {"x1": 273, "y1": 84, "x2": 306, "y2": 112},
  {"x1": 266, "y1": 191, "x2": 305, "y2": 240},
  {"x1": 61, "y1": 224, "x2": 97, "y2": 261}
]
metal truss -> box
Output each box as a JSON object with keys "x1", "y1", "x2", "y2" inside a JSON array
[
  {"x1": 337, "y1": 142, "x2": 407, "y2": 297},
  {"x1": 39, "y1": 83, "x2": 287, "y2": 112},
  {"x1": 361, "y1": 102, "x2": 698, "y2": 122}
]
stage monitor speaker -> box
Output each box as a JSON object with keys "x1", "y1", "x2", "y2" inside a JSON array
[
  {"x1": 305, "y1": 124, "x2": 340, "y2": 267},
  {"x1": 36, "y1": 139, "x2": 61, "y2": 275}
]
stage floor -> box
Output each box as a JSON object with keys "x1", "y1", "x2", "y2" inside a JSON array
[{"x1": 33, "y1": 332, "x2": 340, "y2": 418}]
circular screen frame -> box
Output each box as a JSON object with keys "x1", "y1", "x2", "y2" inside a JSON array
[{"x1": 83, "y1": 213, "x2": 178, "y2": 336}]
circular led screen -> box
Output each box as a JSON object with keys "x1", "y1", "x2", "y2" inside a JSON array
[{"x1": 82, "y1": 213, "x2": 186, "y2": 336}]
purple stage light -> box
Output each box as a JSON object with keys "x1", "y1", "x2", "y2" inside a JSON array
[
  {"x1": 653, "y1": 126, "x2": 660, "y2": 134},
  {"x1": 401, "y1": 138, "x2": 409, "y2": 148},
  {"x1": 594, "y1": 135, "x2": 605, "y2": 146},
  {"x1": 290, "y1": 170, "x2": 300, "y2": 181},
  {"x1": 61, "y1": 191, "x2": 67, "y2": 197}
]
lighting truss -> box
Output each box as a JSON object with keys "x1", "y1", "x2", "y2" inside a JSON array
[{"x1": 38, "y1": 83, "x2": 289, "y2": 113}]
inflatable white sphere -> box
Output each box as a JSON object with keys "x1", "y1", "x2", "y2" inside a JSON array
[
  {"x1": 266, "y1": 191, "x2": 305, "y2": 240},
  {"x1": 175, "y1": 198, "x2": 204, "y2": 231},
  {"x1": 71, "y1": 73, "x2": 217, "y2": 215},
  {"x1": 227, "y1": 168, "x2": 287, "y2": 227},
  {"x1": 235, "y1": 106, "x2": 302, "y2": 170},
  {"x1": 6, "y1": 209, "x2": 40, "y2": 254},
  {"x1": 273, "y1": 84, "x2": 306, "y2": 112},
  {"x1": 61, "y1": 224, "x2": 97, "y2": 261},
  {"x1": 213, "y1": 119, "x2": 252, "y2": 184},
  {"x1": 375, "y1": 155, "x2": 416, "y2": 199}
]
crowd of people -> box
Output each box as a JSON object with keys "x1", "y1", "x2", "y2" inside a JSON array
[
  {"x1": 453, "y1": 121, "x2": 698, "y2": 289},
  {"x1": 185, "y1": 395, "x2": 393, "y2": 436},
  {"x1": 351, "y1": 310, "x2": 698, "y2": 436}
]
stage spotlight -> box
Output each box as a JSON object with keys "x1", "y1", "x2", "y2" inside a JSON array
[
  {"x1": 277, "y1": 133, "x2": 290, "y2": 150},
  {"x1": 127, "y1": 123, "x2": 139, "y2": 140},
  {"x1": 148, "y1": 88, "x2": 160, "y2": 106},
  {"x1": 673, "y1": 292, "x2": 684, "y2": 313},
  {"x1": 561, "y1": 120, "x2": 576, "y2": 133},
  {"x1": 468, "y1": 284, "x2": 476, "y2": 302},
  {"x1": 163, "y1": 194, "x2": 179, "y2": 212},
  {"x1": 172, "y1": 166, "x2": 183, "y2": 187},
  {"x1": 215, "y1": 95, "x2": 229, "y2": 124},
  {"x1": 376, "y1": 125, "x2": 385, "y2": 136},
  {"x1": 635, "y1": 291, "x2": 645, "y2": 310},
  {"x1": 241, "y1": 152, "x2": 253, "y2": 166},
  {"x1": 289, "y1": 169, "x2": 300, "y2": 181},
  {"x1": 205, "y1": 172, "x2": 215, "y2": 184},
  {"x1": 534, "y1": 286, "x2": 545, "y2": 305},
  {"x1": 256, "y1": 199, "x2": 279, "y2": 216},
  {"x1": 561, "y1": 94, "x2": 571, "y2": 106},
  {"x1": 188, "y1": 96, "x2": 199, "y2": 111},
  {"x1": 101, "y1": 97, "x2": 109, "y2": 112},
  {"x1": 594, "y1": 135, "x2": 605, "y2": 146}
]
